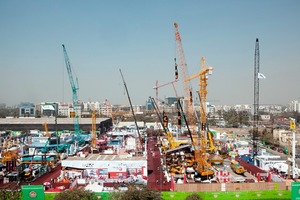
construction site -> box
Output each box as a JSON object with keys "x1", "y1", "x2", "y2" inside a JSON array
[{"x1": 0, "y1": 22, "x2": 297, "y2": 200}]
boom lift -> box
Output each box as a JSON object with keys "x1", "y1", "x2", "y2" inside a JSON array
[{"x1": 62, "y1": 44, "x2": 83, "y2": 150}]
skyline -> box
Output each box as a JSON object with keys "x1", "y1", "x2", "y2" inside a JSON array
[{"x1": 0, "y1": 1, "x2": 299, "y2": 106}]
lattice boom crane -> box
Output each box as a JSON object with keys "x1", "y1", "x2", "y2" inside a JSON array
[
  {"x1": 174, "y1": 22, "x2": 196, "y2": 126},
  {"x1": 62, "y1": 44, "x2": 80, "y2": 139}
]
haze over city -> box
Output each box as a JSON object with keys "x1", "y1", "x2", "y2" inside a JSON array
[{"x1": 0, "y1": 0, "x2": 299, "y2": 107}]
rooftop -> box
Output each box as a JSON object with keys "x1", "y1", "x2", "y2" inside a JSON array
[
  {"x1": 65, "y1": 153, "x2": 146, "y2": 162},
  {"x1": 0, "y1": 117, "x2": 109, "y2": 125}
]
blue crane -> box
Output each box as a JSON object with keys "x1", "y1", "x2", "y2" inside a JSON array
[{"x1": 62, "y1": 44, "x2": 81, "y2": 147}]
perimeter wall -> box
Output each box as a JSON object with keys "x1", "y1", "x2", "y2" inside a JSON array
[{"x1": 174, "y1": 181, "x2": 286, "y2": 192}]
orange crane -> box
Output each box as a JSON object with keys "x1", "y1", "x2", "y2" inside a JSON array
[
  {"x1": 174, "y1": 22, "x2": 196, "y2": 127},
  {"x1": 184, "y1": 56, "x2": 214, "y2": 180}
]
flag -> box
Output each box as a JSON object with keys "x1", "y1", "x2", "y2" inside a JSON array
[{"x1": 258, "y1": 73, "x2": 266, "y2": 79}]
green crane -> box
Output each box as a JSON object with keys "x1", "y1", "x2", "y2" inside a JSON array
[{"x1": 62, "y1": 44, "x2": 82, "y2": 148}]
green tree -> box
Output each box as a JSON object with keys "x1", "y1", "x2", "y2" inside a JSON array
[
  {"x1": 54, "y1": 188, "x2": 96, "y2": 200},
  {"x1": 185, "y1": 193, "x2": 202, "y2": 200},
  {"x1": 0, "y1": 185, "x2": 21, "y2": 200},
  {"x1": 223, "y1": 109, "x2": 239, "y2": 128},
  {"x1": 108, "y1": 185, "x2": 161, "y2": 200}
]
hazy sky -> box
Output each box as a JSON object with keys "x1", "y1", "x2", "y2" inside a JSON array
[{"x1": 0, "y1": 0, "x2": 299, "y2": 106}]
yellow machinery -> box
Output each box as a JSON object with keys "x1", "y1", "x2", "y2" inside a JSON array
[
  {"x1": 149, "y1": 97, "x2": 189, "y2": 153},
  {"x1": 1, "y1": 150, "x2": 19, "y2": 164},
  {"x1": 184, "y1": 56, "x2": 215, "y2": 180},
  {"x1": 43, "y1": 122, "x2": 50, "y2": 137},
  {"x1": 207, "y1": 131, "x2": 217, "y2": 152},
  {"x1": 230, "y1": 160, "x2": 246, "y2": 175},
  {"x1": 162, "y1": 111, "x2": 189, "y2": 151},
  {"x1": 1, "y1": 134, "x2": 19, "y2": 172}
]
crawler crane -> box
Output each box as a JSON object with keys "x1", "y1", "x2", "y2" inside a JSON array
[
  {"x1": 62, "y1": 44, "x2": 84, "y2": 151},
  {"x1": 149, "y1": 97, "x2": 189, "y2": 153},
  {"x1": 174, "y1": 22, "x2": 197, "y2": 127}
]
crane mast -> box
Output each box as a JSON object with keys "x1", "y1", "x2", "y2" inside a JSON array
[
  {"x1": 184, "y1": 56, "x2": 214, "y2": 179},
  {"x1": 253, "y1": 38, "x2": 260, "y2": 161},
  {"x1": 62, "y1": 44, "x2": 80, "y2": 140},
  {"x1": 174, "y1": 22, "x2": 195, "y2": 126}
]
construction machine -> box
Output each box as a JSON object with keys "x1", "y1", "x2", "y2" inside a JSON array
[
  {"x1": 231, "y1": 160, "x2": 246, "y2": 175},
  {"x1": 43, "y1": 122, "x2": 50, "y2": 137},
  {"x1": 91, "y1": 110, "x2": 98, "y2": 153},
  {"x1": 149, "y1": 97, "x2": 190, "y2": 153},
  {"x1": 62, "y1": 44, "x2": 84, "y2": 151},
  {"x1": 1, "y1": 134, "x2": 19, "y2": 173},
  {"x1": 177, "y1": 99, "x2": 214, "y2": 180},
  {"x1": 181, "y1": 56, "x2": 216, "y2": 180}
]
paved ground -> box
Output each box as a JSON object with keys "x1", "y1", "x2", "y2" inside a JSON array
[
  {"x1": 0, "y1": 163, "x2": 62, "y2": 189},
  {"x1": 146, "y1": 136, "x2": 171, "y2": 191}
]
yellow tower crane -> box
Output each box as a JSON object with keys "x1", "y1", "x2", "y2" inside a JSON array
[{"x1": 184, "y1": 56, "x2": 214, "y2": 180}]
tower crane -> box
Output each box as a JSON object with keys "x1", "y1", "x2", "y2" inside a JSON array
[
  {"x1": 174, "y1": 22, "x2": 196, "y2": 126},
  {"x1": 185, "y1": 57, "x2": 212, "y2": 131},
  {"x1": 62, "y1": 44, "x2": 81, "y2": 147},
  {"x1": 184, "y1": 56, "x2": 214, "y2": 180}
]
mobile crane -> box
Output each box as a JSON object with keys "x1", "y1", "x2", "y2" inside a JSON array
[
  {"x1": 174, "y1": 22, "x2": 196, "y2": 128},
  {"x1": 149, "y1": 97, "x2": 189, "y2": 153},
  {"x1": 119, "y1": 69, "x2": 144, "y2": 153},
  {"x1": 62, "y1": 44, "x2": 84, "y2": 151},
  {"x1": 177, "y1": 99, "x2": 214, "y2": 181}
]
